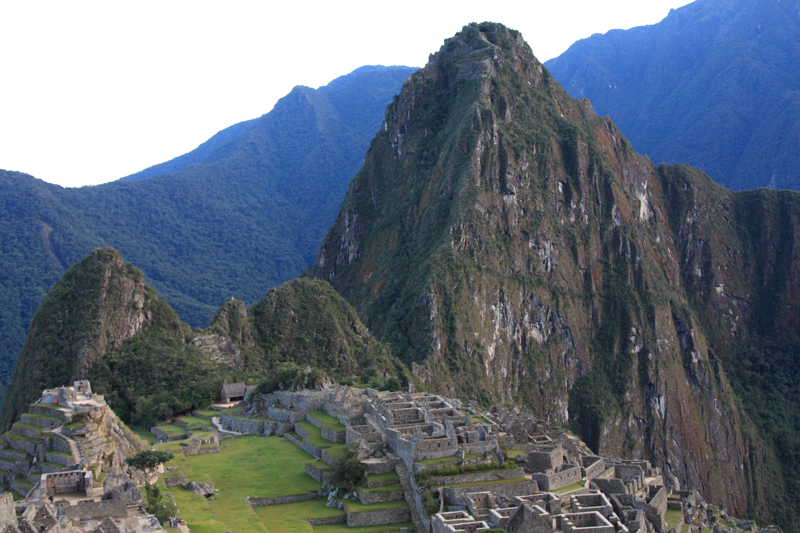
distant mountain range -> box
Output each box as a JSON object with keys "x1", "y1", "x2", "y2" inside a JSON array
[
  {"x1": 0, "y1": 65, "x2": 416, "y2": 401},
  {"x1": 546, "y1": 0, "x2": 800, "y2": 191}
]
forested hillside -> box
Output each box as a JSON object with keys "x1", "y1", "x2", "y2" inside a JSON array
[
  {"x1": 1, "y1": 248, "x2": 408, "y2": 431},
  {"x1": 546, "y1": 0, "x2": 800, "y2": 191},
  {"x1": 0, "y1": 65, "x2": 415, "y2": 402}
]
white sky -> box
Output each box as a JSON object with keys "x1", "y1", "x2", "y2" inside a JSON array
[{"x1": 0, "y1": 0, "x2": 692, "y2": 188}]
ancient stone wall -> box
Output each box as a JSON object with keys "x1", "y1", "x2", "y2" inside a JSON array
[
  {"x1": 321, "y1": 448, "x2": 343, "y2": 468},
  {"x1": 356, "y1": 486, "x2": 404, "y2": 505},
  {"x1": 346, "y1": 426, "x2": 382, "y2": 446},
  {"x1": 273, "y1": 391, "x2": 328, "y2": 412},
  {"x1": 245, "y1": 493, "x2": 317, "y2": 507},
  {"x1": 531, "y1": 464, "x2": 581, "y2": 491},
  {"x1": 60, "y1": 500, "x2": 126, "y2": 520},
  {"x1": 425, "y1": 467, "x2": 524, "y2": 487},
  {"x1": 345, "y1": 505, "x2": 411, "y2": 527},
  {"x1": 583, "y1": 457, "x2": 606, "y2": 480},
  {"x1": 441, "y1": 480, "x2": 537, "y2": 505},
  {"x1": 305, "y1": 461, "x2": 332, "y2": 483}
]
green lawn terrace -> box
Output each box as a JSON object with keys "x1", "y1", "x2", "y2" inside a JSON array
[{"x1": 159, "y1": 435, "x2": 414, "y2": 533}]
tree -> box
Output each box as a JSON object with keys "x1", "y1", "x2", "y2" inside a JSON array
[{"x1": 125, "y1": 450, "x2": 174, "y2": 485}]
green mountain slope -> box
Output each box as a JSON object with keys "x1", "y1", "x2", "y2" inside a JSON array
[
  {"x1": 545, "y1": 0, "x2": 800, "y2": 191},
  {"x1": 312, "y1": 23, "x2": 800, "y2": 529},
  {"x1": 0, "y1": 65, "x2": 415, "y2": 402},
  {"x1": 2, "y1": 248, "x2": 408, "y2": 430}
]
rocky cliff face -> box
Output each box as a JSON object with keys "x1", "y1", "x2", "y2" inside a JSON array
[
  {"x1": 313, "y1": 23, "x2": 800, "y2": 524},
  {"x1": 0, "y1": 248, "x2": 169, "y2": 429}
]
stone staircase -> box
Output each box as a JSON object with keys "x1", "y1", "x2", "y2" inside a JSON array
[{"x1": 394, "y1": 458, "x2": 428, "y2": 533}]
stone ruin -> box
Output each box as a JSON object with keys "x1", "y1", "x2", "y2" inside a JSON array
[
  {"x1": 211, "y1": 384, "x2": 736, "y2": 533},
  {"x1": 0, "y1": 382, "x2": 166, "y2": 533}
]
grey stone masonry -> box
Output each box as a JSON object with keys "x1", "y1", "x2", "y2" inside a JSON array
[
  {"x1": 245, "y1": 493, "x2": 317, "y2": 507},
  {"x1": 356, "y1": 485, "x2": 405, "y2": 505},
  {"x1": 425, "y1": 466, "x2": 525, "y2": 487},
  {"x1": 345, "y1": 504, "x2": 411, "y2": 527},
  {"x1": 441, "y1": 480, "x2": 538, "y2": 505}
]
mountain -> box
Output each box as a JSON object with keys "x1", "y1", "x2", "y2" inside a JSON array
[
  {"x1": 545, "y1": 0, "x2": 800, "y2": 191},
  {"x1": 0, "y1": 65, "x2": 416, "y2": 403},
  {"x1": 1, "y1": 248, "x2": 408, "y2": 431},
  {"x1": 311, "y1": 23, "x2": 800, "y2": 529}
]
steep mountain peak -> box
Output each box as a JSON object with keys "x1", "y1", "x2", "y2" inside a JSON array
[
  {"x1": 313, "y1": 22, "x2": 800, "y2": 526},
  {"x1": 0, "y1": 248, "x2": 181, "y2": 429}
]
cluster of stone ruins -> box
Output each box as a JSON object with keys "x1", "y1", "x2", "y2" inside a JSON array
[
  {"x1": 220, "y1": 384, "x2": 714, "y2": 533},
  {"x1": 0, "y1": 379, "x2": 722, "y2": 533},
  {"x1": 0, "y1": 382, "x2": 166, "y2": 533}
]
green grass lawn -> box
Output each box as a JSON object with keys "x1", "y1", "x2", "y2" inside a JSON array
[
  {"x1": 193, "y1": 409, "x2": 219, "y2": 418},
  {"x1": 448, "y1": 477, "x2": 529, "y2": 489},
  {"x1": 162, "y1": 436, "x2": 322, "y2": 533},
  {"x1": 506, "y1": 449, "x2": 527, "y2": 458},
  {"x1": 366, "y1": 471, "x2": 398, "y2": 483},
  {"x1": 415, "y1": 456, "x2": 459, "y2": 465},
  {"x1": 554, "y1": 480, "x2": 586, "y2": 494},
  {"x1": 359, "y1": 484, "x2": 402, "y2": 494},
  {"x1": 157, "y1": 424, "x2": 188, "y2": 437},
  {"x1": 254, "y1": 498, "x2": 344, "y2": 533},
  {"x1": 178, "y1": 416, "x2": 206, "y2": 430},
  {"x1": 313, "y1": 522, "x2": 415, "y2": 533},
  {"x1": 133, "y1": 429, "x2": 158, "y2": 445},
  {"x1": 665, "y1": 508, "x2": 683, "y2": 530},
  {"x1": 307, "y1": 411, "x2": 346, "y2": 432},
  {"x1": 342, "y1": 499, "x2": 409, "y2": 513},
  {"x1": 323, "y1": 444, "x2": 347, "y2": 460}
]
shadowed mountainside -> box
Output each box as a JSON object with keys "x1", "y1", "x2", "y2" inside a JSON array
[{"x1": 545, "y1": 0, "x2": 800, "y2": 191}]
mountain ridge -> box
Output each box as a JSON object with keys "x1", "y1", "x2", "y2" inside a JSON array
[
  {"x1": 545, "y1": 0, "x2": 800, "y2": 191},
  {"x1": 311, "y1": 22, "x2": 800, "y2": 529},
  {"x1": 0, "y1": 64, "x2": 416, "y2": 402}
]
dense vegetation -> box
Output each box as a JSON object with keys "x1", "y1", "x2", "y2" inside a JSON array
[
  {"x1": 210, "y1": 278, "x2": 413, "y2": 390},
  {"x1": 1, "y1": 249, "x2": 411, "y2": 431},
  {"x1": 312, "y1": 22, "x2": 800, "y2": 530},
  {"x1": 0, "y1": 65, "x2": 416, "y2": 404},
  {"x1": 546, "y1": 0, "x2": 800, "y2": 191}
]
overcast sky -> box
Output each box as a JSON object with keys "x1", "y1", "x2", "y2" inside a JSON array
[{"x1": 0, "y1": 0, "x2": 693, "y2": 188}]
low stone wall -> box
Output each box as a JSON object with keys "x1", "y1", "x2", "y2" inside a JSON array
[
  {"x1": 357, "y1": 486, "x2": 405, "y2": 505},
  {"x1": 321, "y1": 448, "x2": 343, "y2": 468},
  {"x1": 321, "y1": 427, "x2": 346, "y2": 443},
  {"x1": 219, "y1": 411, "x2": 288, "y2": 436},
  {"x1": 29, "y1": 404, "x2": 70, "y2": 421},
  {"x1": 9, "y1": 478, "x2": 32, "y2": 498},
  {"x1": 345, "y1": 505, "x2": 411, "y2": 527},
  {"x1": 295, "y1": 424, "x2": 314, "y2": 440},
  {"x1": 44, "y1": 452, "x2": 72, "y2": 467},
  {"x1": 365, "y1": 475, "x2": 399, "y2": 488},
  {"x1": 305, "y1": 461, "x2": 332, "y2": 483},
  {"x1": 584, "y1": 457, "x2": 606, "y2": 480},
  {"x1": 308, "y1": 516, "x2": 347, "y2": 525},
  {"x1": 246, "y1": 493, "x2": 317, "y2": 507},
  {"x1": 6, "y1": 437, "x2": 37, "y2": 456},
  {"x1": 441, "y1": 480, "x2": 537, "y2": 505},
  {"x1": 285, "y1": 432, "x2": 322, "y2": 459},
  {"x1": 532, "y1": 464, "x2": 582, "y2": 491},
  {"x1": 363, "y1": 458, "x2": 396, "y2": 475},
  {"x1": 150, "y1": 427, "x2": 178, "y2": 442},
  {"x1": 347, "y1": 426, "x2": 382, "y2": 446},
  {"x1": 267, "y1": 405, "x2": 306, "y2": 423},
  {"x1": 163, "y1": 475, "x2": 186, "y2": 487},
  {"x1": 426, "y1": 467, "x2": 525, "y2": 487},
  {"x1": 60, "y1": 499, "x2": 127, "y2": 520}
]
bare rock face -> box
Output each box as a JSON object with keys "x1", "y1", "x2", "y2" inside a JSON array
[
  {"x1": 185, "y1": 481, "x2": 215, "y2": 498},
  {"x1": 313, "y1": 23, "x2": 800, "y2": 520}
]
